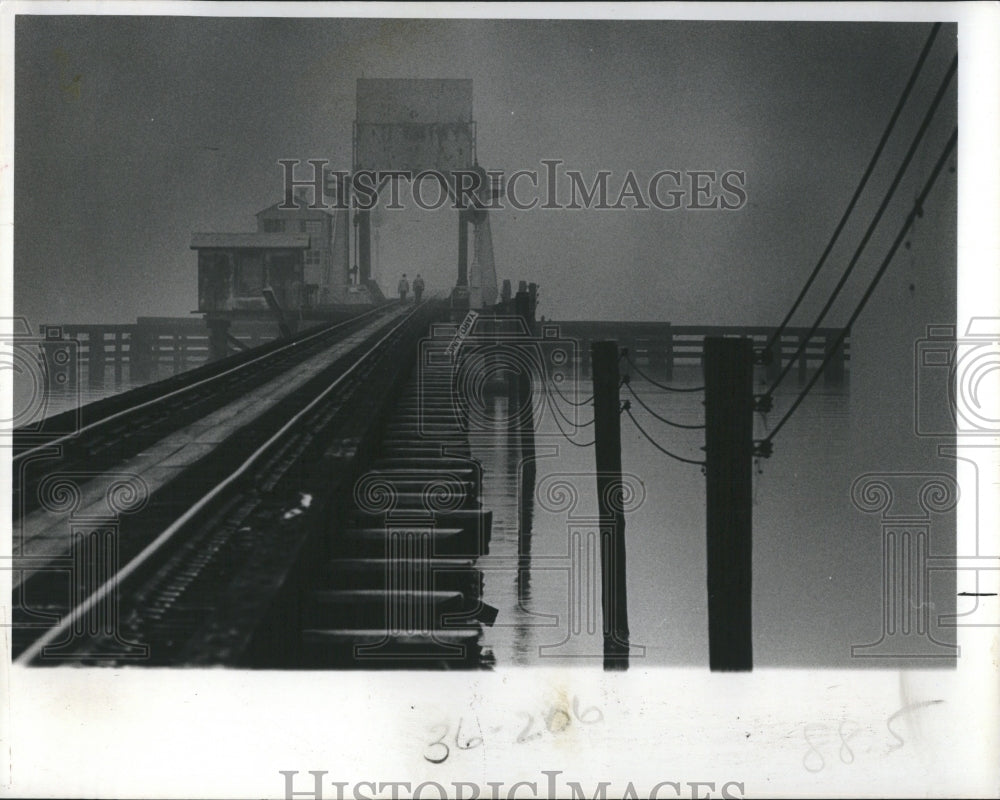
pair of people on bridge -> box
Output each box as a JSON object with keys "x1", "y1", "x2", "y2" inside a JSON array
[{"x1": 398, "y1": 273, "x2": 425, "y2": 303}]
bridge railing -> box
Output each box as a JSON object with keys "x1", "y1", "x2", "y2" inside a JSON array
[
  {"x1": 546, "y1": 321, "x2": 849, "y2": 387},
  {"x1": 37, "y1": 319, "x2": 287, "y2": 396},
  {"x1": 38, "y1": 322, "x2": 211, "y2": 392}
]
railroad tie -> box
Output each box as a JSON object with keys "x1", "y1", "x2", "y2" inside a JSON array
[{"x1": 299, "y1": 359, "x2": 496, "y2": 668}]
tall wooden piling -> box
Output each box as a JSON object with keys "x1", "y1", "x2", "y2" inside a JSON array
[
  {"x1": 591, "y1": 340, "x2": 630, "y2": 670},
  {"x1": 514, "y1": 290, "x2": 535, "y2": 461},
  {"x1": 512, "y1": 291, "x2": 537, "y2": 557},
  {"x1": 703, "y1": 337, "x2": 754, "y2": 671}
]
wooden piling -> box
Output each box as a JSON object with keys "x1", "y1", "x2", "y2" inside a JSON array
[
  {"x1": 511, "y1": 294, "x2": 537, "y2": 557},
  {"x1": 500, "y1": 279, "x2": 512, "y2": 306},
  {"x1": 457, "y1": 211, "x2": 469, "y2": 288},
  {"x1": 206, "y1": 317, "x2": 232, "y2": 362},
  {"x1": 129, "y1": 327, "x2": 152, "y2": 384},
  {"x1": 506, "y1": 365, "x2": 520, "y2": 436},
  {"x1": 113, "y1": 332, "x2": 124, "y2": 388},
  {"x1": 703, "y1": 336, "x2": 754, "y2": 671},
  {"x1": 824, "y1": 333, "x2": 846, "y2": 387},
  {"x1": 172, "y1": 334, "x2": 182, "y2": 374},
  {"x1": 87, "y1": 331, "x2": 105, "y2": 390},
  {"x1": 663, "y1": 324, "x2": 674, "y2": 382},
  {"x1": 765, "y1": 336, "x2": 783, "y2": 384},
  {"x1": 798, "y1": 334, "x2": 809, "y2": 385},
  {"x1": 514, "y1": 291, "x2": 535, "y2": 460},
  {"x1": 591, "y1": 340, "x2": 630, "y2": 670},
  {"x1": 357, "y1": 210, "x2": 372, "y2": 284}
]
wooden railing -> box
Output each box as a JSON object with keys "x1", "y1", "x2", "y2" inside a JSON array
[
  {"x1": 37, "y1": 318, "x2": 285, "y2": 394},
  {"x1": 543, "y1": 321, "x2": 850, "y2": 386}
]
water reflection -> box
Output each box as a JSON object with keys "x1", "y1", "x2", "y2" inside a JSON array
[{"x1": 474, "y1": 364, "x2": 954, "y2": 669}]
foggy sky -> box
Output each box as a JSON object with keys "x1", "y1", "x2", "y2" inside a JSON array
[{"x1": 14, "y1": 16, "x2": 956, "y2": 328}]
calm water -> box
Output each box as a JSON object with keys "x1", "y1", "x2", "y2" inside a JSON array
[
  {"x1": 473, "y1": 366, "x2": 957, "y2": 669},
  {"x1": 17, "y1": 360, "x2": 956, "y2": 669}
]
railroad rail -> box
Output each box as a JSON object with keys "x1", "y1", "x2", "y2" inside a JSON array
[
  {"x1": 13, "y1": 304, "x2": 395, "y2": 520},
  {"x1": 12, "y1": 301, "x2": 442, "y2": 664},
  {"x1": 295, "y1": 343, "x2": 496, "y2": 669}
]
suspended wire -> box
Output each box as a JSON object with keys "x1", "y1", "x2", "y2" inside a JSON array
[
  {"x1": 765, "y1": 22, "x2": 942, "y2": 355},
  {"x1": 624, "y1": 406, "x2": 706, "y2": 467},
  {"x1": 623, "y1": 381, "x2": 705, "y2": 430},
  {"x1": 543, "y1": 390, "x2": 595, "y2": 447},
  {"x1": 765, "y1": 52, "x2": 957, "y2": 399},
  {"x1": 764, "y1": 127, "x2": 957, "y2": 445},
  {"x1": 548, "y1": 387, "x2": 595, "y2": 428},
  {"x1": 624, "y1": 353, "x2": 704, "y2": 393},
  {"x1": 548, "y1": 377, "x2": 593, "y2": 407}
]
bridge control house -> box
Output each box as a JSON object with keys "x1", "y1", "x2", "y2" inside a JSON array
[
  {"x1": 192, "y1": 232, "x2": 310, "y2": 313},
  {"x1": 255, "y1": 200, "x2": 350, "y2": 306}
]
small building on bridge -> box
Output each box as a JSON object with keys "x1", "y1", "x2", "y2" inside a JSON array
[
  {"x1": 192, "y1": 232, "x2": 310, "y2": 313},
  {"x1": 255, "y1": 198, "x2": 351, "y2": 306}
]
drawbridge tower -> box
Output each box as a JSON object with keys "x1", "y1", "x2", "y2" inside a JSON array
[{"x1": 351, "y1": 78, "x2": 498, "y2": 313}]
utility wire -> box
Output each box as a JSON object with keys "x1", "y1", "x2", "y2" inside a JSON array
[
  {"x1": 624, "y1": 353, "x2": 704, "y2": 393},
  {"x1": 544, "y1": 390, "x2": 595, "y2": 447},
  {"x1": 548, "y1": 378, "x2": 593, "y2": 407},
  {"x1": 765, "y1": 23, "x2": 942, "y2": 355},
  {"x1": 624, "y1": 406, "x2": 706, "y2": 467},
  {"x1": 623, "y1": 381, "x2": 706, "y2": 429},
  {"x1": 765, "y1": 52, "x2": 957, "y2": 399},
  {"x1": 548, "y1": 388, "x2": 595, "y2": 428},
  {"x1": 764, "y1": 127, "x2": 957, "y2": 445}
]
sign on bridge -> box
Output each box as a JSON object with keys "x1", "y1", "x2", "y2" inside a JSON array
[{"x1": 354, "y1": 79, "x2": 475, "y2": 173}]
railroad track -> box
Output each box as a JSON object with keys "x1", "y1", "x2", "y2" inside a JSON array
[
  {"x1": 13, "y1": 304, "x2": 397, "y2": 521},
  {"x1": 296, "y1": 350, "x2": 496, "y2": 669},
  {"x1": 12, "y1": 301, "x2": 438, "y2": 665}
]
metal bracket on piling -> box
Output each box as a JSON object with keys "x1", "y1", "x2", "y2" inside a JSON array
[{"x1": 753, "y1": 439, "x2": 773, "y2": 459}]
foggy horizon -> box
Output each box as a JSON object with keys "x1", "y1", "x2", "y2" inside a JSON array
[
  {"x1": 9, "y1": 9, "x2": 994, "y2": 800},
  {"x1": 15, "y1": 17, "x2": 955, "y2": 329}
]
